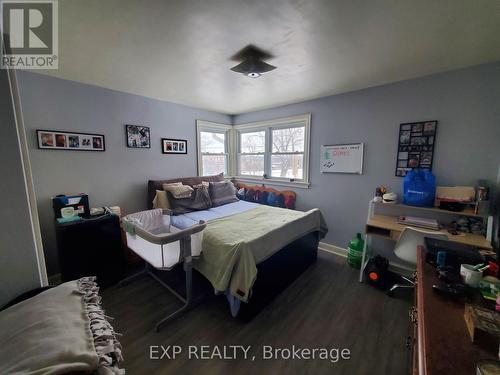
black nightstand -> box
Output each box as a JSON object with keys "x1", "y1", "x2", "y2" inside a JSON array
[{"x1": 55, "y1": 214, "x2": 126, "y2": 288}]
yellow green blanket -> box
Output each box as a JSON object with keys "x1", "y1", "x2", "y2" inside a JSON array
[{"x1": 193, "y1": 205, "x2": 327, "y2": 302}]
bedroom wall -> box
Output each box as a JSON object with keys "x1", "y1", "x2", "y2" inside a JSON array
[
  {"x1": 0, "y1": 69, "x2": 43, "y2": 306},
  {"x1": 233, "y1": 62, "x2": 500, "y2": 262},
  {"x1": 17, "y1": 72, "x2": 231, "y2": 275}
]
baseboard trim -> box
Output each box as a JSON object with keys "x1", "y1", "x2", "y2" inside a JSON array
[
  {"x1": 318, "y1": 242, "x2": 347, "y2": 258},
  {"x1": 318, "y1": 242, "x2": 413, "y2": 276}
]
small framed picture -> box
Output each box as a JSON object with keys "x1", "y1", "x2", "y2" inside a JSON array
[
  {"x1": 37, "y1": 130, "x2": 105, "y2": 151},
  {"x1": 162, "y1": 138, "x2": 187, "y2": 154},
  {"x1": 126, "y1": 125, "x2": 151, "y2": 148}
]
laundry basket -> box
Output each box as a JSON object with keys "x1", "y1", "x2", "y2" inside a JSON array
[{"x1": 123, "y1": 208, "x2": 205, "y2": 270}]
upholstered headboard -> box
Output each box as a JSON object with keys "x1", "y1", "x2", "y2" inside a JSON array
[{"x1": 147, "y1": 173, "x2": 225, "y2": 209}]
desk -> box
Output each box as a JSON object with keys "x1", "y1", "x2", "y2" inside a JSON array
[
  {"x1": 411, "y1": 246, "x2": 495, "y2": 374},
  {"x1": 367, "y1": 215, "x2": 492, "y2": 249},
  {"x1": 360, "y1": 200, "x2": 493, "y2": 282}
]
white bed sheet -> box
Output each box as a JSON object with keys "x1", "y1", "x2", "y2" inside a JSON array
[{"x1": 171, "y1": 200, "x2": 260, "y2": 229}]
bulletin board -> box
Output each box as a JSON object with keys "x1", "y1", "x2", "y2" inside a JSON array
[
  {"x1": 395, "y1": 121, "x2": 437, "y2": 177},
  {"x1": 320, "y1": 143, "x2": 364, "y2": 174}
]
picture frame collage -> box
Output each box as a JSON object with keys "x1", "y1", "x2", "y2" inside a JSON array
[
  {"x1": 37, "y1": 125, "x2": 188, "y2": 155},
  {"x1": 395, "y1": 120, "x2": 437, "y2": 177},
  {"x1": 37, "y1": 130, "x2": 105, "y2": 151}
]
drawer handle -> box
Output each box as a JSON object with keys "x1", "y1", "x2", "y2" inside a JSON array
[
  {"x1": 405, "y1": 336, "x2": 412, "y2": 349},
  {"x1": 409, "y1": 306, "x2": 418, "y2": 326}
]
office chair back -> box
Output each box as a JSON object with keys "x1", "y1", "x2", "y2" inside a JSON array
[{"x1": 394, "y1": 227, "x2": 448, "y2": 266}]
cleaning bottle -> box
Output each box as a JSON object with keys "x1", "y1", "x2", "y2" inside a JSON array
[{"x1": 347, "y1": 233, "x2": 364, "y2": 269}]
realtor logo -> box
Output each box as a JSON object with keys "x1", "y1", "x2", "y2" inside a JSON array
[{"x1": 1, "y1": 0, "x2": 58, "y2": 69}]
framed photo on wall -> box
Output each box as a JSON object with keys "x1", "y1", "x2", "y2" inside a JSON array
[
  {"x1": 162, "y1": 138, "x2": 187, "y2": 154},
  {"x1": 125, "y1": 124, "x2": 151, "y2": 148},
  {"x1": 37, "y1": 130, "x2": 105, "y2": 151},
  {"x1": 395, "y1": 120, "x2": 437, "y2": 177}
]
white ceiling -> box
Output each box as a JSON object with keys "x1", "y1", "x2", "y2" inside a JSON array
[{"x1": 37, "y1": 0, "x2": 500, "y2": 114}]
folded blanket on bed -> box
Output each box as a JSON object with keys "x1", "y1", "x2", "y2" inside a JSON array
[
  {"x1": 0, "y1": 277, "x2": 124, "y2": 375},
  {"x1": 194, "y1": 205, "x2": 327, "y2": 302}
]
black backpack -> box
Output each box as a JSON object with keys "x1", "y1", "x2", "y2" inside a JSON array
[{"x1": 364, "y1": 255, "x2": 389, "y2": 288}]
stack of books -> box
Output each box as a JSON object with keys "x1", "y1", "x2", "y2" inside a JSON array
[{"x1": 398, "y1": 215, "x2": 440, "y2": 231}]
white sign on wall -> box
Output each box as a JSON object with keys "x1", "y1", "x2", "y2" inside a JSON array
[{"x1": 320, "y1": 143, "x2": 364, "y2": 174}]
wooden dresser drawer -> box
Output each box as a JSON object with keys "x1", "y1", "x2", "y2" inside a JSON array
[{"x1": 413, "y1": 245, "x2": 495, "y2": 375}]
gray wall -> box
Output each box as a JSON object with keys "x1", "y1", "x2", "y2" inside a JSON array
[
  {"x1": 17, "y1": 72, "x2": 231, "y2": 274},
  {"x1": 0, "y1": 69, "x2": 42, "y2": 306},
  {"x1": 16, "y1": 62, "x2": 500, "y2": 274},
  {"x1": 234, "y1": 62, "x2": 500, "y2": 260}
]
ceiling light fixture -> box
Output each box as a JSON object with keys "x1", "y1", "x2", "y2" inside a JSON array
[{"x1": 230, "y1": 45, "x2": 276, "y2": 78}]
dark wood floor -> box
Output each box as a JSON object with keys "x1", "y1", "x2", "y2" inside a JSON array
[{"x1": 102, "y1": 251, "x2": 412, "y2": 375}]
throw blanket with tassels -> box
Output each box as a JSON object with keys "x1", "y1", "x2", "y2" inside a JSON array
[{"x1": 0, "y1": 277, "x2": 124, "y2": 375}]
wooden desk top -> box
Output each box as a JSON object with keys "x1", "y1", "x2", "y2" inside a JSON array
[
  {"x1": 367, "y1": 214, "x2": 492, "y2": 249},
  {"x1": 416, "y1": 246, "x2": 495, "y2": 375}
]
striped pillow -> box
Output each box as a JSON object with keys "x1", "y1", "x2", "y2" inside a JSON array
[{"x1": 209, "y1": 181, "x2": 239, "y2": 207}]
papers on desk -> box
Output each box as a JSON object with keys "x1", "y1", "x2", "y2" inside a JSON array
[{"x1": 398, "y1": 216, "x2": 440, "y2": 231}]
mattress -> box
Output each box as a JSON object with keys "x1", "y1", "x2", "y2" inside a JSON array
[{"x1": 171, "y1": 200, "x2": 260, "y2": 229}]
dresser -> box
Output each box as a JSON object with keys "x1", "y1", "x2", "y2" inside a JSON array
[
  {"x1": 410, "y1": 246, "x2": 495, "y2": 374},
  {"x1": 56, "y1": 214, "x2": 126, "y2": 288}
]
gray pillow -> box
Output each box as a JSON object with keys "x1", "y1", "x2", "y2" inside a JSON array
[
  {"x1": 209, "y1": 181, "x2": 239, "y2": 207},
  {"x1": 167, "y1": 185, "x2": 212, "y2": 215}
]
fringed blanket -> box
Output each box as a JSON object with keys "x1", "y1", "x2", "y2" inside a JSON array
[{"x1": 0, "y1": 277, "x2": 124, "y2": 375}]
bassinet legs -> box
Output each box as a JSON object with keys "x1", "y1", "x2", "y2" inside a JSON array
[
  {"x1": 119, "y1": 238, "x2": 195, "y2": 332},
  {"x1": 151, "y1": 259, "x2": 193, "y2": 332}
]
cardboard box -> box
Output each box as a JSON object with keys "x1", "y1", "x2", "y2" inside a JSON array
[
  {"x1": 464, "y1": 304, "x2": 500, "y2": 354},
  {"x1": 436, "y1": 186, "x2": 475, "y2": 203}
]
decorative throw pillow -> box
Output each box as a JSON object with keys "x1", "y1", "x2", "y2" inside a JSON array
[
  {"x1": 167, "y1": 185, "x2": 212, "y2": 215},
  {"x1": 152, "y1": 190, "x2": 171, "y2": 209},
  {"x1": 162, "y1": 183, "x2": 194, "y2": 199},
  {"x1": 209, "y1": 181, "x2": 239, "y2": 207},
  {"x1": 275, "y1": 193, "x2": 286, "y2": 208},
  {"x1": 154, "y1": 182, "x2": 182, "y2": 209},
  {"x1": 267, "y1": 192, "x2": 277, "y2": 206},
  {"x1": 284, "y1": 194, "x2": 296, "y2": 209},
  {"x1": 163, "y1": 182, "x2": 182, "y2": 188},
  {"x1": 254, "y1": 190, "x2": 262, "y2": 203},
  {"x1": 260, "y1": 191, "x2": 269, "y2": 204},
  {"x1": 193, "y1": 181, "x2": 210, "y2": 189},
  {"x1": 245, "y1": 189, "x2": 255, "y2": 202},
  {"x1": 236, "y1": 188, "x2": 246, "y2": 200}
]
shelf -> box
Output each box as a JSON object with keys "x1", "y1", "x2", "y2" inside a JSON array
[
  {"x1": 367, "y1": 214, "x2": 492, "y2": 249},
  {"x1": 373, "y1": 201, "x2": 489, "y2": 218}
]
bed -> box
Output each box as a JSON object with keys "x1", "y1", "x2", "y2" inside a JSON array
[{"x1": 146, "y1": 176, "x2": 327, "y2": 319}]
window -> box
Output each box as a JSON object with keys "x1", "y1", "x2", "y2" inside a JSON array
[
  {"x1": 238, "y1": 131, "x2": 265, "y2": 176},
  {"x1": 271, "y1": 126, "x2": 305, "y2": 179},
  {"x1": 196, "y1": 121, "x2": 231, "y2": 176},
  {"x1": 235, "y1": 114, "x2": 310, "y2": 185},
  {"x1": 196, "y1": 115, "x2": 310, "y2": 186}
]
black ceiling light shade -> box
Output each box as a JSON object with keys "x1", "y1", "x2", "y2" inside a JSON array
[{"x1": 230, "y1": 44, "x2": 276, "y2": 78}]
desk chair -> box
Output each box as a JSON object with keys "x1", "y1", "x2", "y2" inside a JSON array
[{"x1": 388, "y1": 227, "x2": 448, "y2": 296}]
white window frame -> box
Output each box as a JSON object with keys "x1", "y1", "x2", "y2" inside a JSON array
[
  {"x1": 234, "y1": 114, "x2": 311, "y2": 188},
  {"x1": 237, "y1": 129, "x2": 267, "y2": 177},
  {"x1": 196, "y1": 120, "x2": 233, "y2": 177}
]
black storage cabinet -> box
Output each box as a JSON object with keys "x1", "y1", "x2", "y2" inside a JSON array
[{"x1": 56, "y1": 214, "x2": 125, "y2": 288}]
